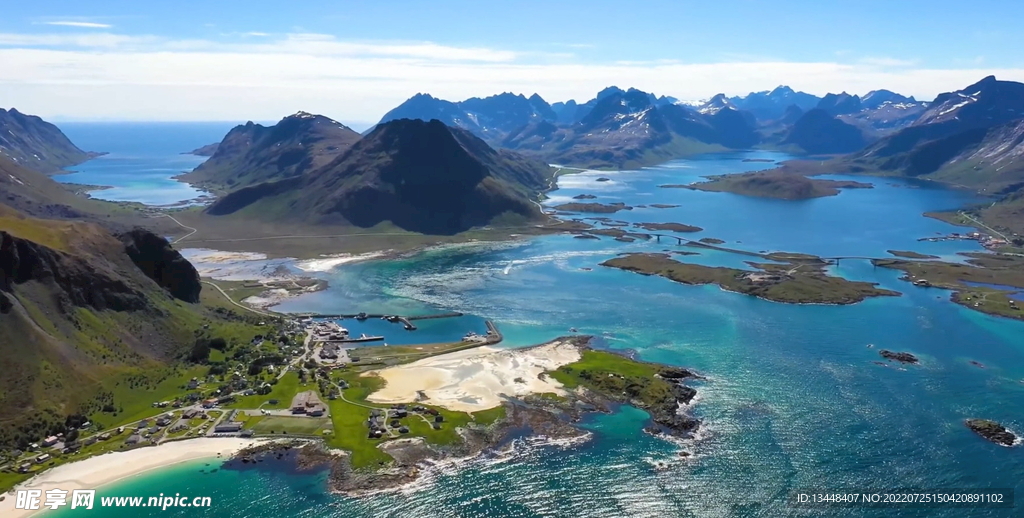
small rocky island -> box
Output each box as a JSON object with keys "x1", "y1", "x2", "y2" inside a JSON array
[
  {"x1": 887, "y1": 250, "x2": 939, "y2": 259},
  {"x1": 553, "y1": 202, "x2": 633, "y2": 213},
  {"x1": 662, "y1": 171, "x2": 872, "y2": 200},
  {"x1": 602, "y1": 252, "x2": 900, "y2": 305},
  {"x1": 879, "y1": 350, "x2": 919, "y2": 364},
  {"x1": 965, "y1": 419, "x2": 1018, "y2": 446},
  {"x1": 634, "y1": 222, "x2": 703, "y2": 233},
  {"x1": 227, "y1": 336, "x2": 701, "y2": 496}
]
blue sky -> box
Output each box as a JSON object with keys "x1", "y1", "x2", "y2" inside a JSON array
[{"x1": 2, "y1": 0, "x2": 1022, "y2": 122}]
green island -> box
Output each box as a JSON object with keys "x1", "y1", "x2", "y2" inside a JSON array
[
  {"x1": 634, "y1": 222, "x2": 703, "y2": 232},
  {"x1": 887, "y1": 250, "x2": 940, "y2": 259},
  {"x1": 602, "y1": 252, "x2": 900, "y2": 304},
  {"x1": 662, "y1": 171, "x2": 873, "y2": 200},
  {"x1": 552, "y1": 202, "x2": 633, "y2": 214},
  {"x1": 872, "y1": 253, "x2": 1024, "y2": 320}
]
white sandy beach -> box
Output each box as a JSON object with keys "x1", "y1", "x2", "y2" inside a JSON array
[
  {"x1": 0, "y1": 438, "x2": 257, "y2": 518},
  {"x1": 293, "y1": 251, "x2": 389, "y2": 272},
  {"x1": 366, "y1": 340, "x2": 582, "y2": 412}
]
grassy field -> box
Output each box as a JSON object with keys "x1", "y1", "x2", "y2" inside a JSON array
[
  {"x1": 317, "y1": 370, "x2": 505, "y2": 468},
  {"x1": 89, "y1": 365, "x2": 208, "y2": 430},
  {"x1": 322, "y1": 374, "x2": 393, "y2": 468},
  {"x1": 550, "y1": 350, "x2": 659, "y2": 389},
  {"x1": 471, "y1": 406, "x2": 507, "y2": 426},
  {"x1": 549, "y1": 349, "x2": 681, "y2": 412},
  {"x1": 224, "y1": 372, "x2": 306, "y2": 410},
  {"x1": 250, "y1": 416, "x2": 328, "y2": 435}
]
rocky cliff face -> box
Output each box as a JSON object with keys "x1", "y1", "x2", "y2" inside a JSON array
[
  {"x1": 0, "y1": 230, "x2": 149, "y2": 313},
  {"x1": 118, "y1": 228, "x2": 202, "y2": 303}
]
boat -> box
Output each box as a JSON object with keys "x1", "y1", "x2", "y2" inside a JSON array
[{"x1": 569, "y1": 327, "x2": 578, "y2": 333}]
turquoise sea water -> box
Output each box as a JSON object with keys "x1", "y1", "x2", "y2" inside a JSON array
[
  {"x1": 44, "y1": 128, "x2": 1024, "y2": 517},
  {"x1": 55, "y1": 122, "x2": 236, "y2": 205}
]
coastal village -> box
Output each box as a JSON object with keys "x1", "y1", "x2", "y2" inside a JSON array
[{"x1": 0, "y1": 311, "x2": 504, "y2": 489}]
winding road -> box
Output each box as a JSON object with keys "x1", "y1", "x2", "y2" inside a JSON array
[{"x1": 200, "y1": 280, "x2": 276, "y2": 317}]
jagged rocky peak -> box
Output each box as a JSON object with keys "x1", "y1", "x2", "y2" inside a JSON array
[
  {"x1": 915, "y1": 75, "x2": 1024, "y2": 127},
  {"x1": 861, "y1": 89, "x2": 919, "y2": 110},
  {"x1": 595, "y1": 86, "x2": 626, "y2": 99},
  {"x1": 816, "y1": 92, "x2": 863, "y2": 116},
  {"x1": 697, "y1": 94, "x2": 736, "y2": 115}
]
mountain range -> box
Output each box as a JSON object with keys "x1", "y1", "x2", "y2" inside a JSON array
[
  {"x1": 177, "y1": 112, "x2": 361, "y2": 191},
  {"x1": 851, "y1": 76, "x2": 1024, "y2": 191},
  {"x1": 206, "y1": 118, "x2": 553, "y2": 234},
  {"x1": 728, "y1": 86, "x2": 821, "y2": 121}
]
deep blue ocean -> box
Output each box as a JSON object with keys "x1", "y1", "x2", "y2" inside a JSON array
[
  {"x1": 47, "y1": 126, "x2": 1024, "y2": 517},
  {"x1": 55, "y1": 122, "x2": 236, "y2": 205}
]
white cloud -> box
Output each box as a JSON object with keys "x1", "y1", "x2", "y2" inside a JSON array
[
  {"x1": 0, "y1": 32, "x2": 154, "y2": 48},
  {"x1": 0, "y1": 32, "x2": 1021, "y2": 122},
  {"x1": 42, "y1": 21, "x2": 113, "y2": 29},
  {"x1": 858, "y1": 57, "x2": 919, "y2": 68}
]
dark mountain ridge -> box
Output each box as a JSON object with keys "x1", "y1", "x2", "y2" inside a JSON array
[
  {"x1": 783, "y1": 109, "x2": 867, "y2": 154},
  {"x1": 207, "y1": 119, "x2": 553, "y2": 235},
  {"x1": 502, "y1": 88, "x2": 758, "y2": 168},
  {"x1": 0, "y1": 108, "x2": 100, "y2": 172},
  {"x1": 178, "y1": 112, "x2": 361, "y2": 191}
]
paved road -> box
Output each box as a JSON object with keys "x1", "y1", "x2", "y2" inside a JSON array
[
  {"x1": 151, "y1": 213, "x2": 198, "y2": 244},
  {"x1": 958, "y1": 211, "x2": 1010, "y2": 242},
  {"x1": 278, "y1": 332, "x2": 313, "y2": 380},
  {"x1": 201, "y1": 280, "x2": 276, "y2": 317}
]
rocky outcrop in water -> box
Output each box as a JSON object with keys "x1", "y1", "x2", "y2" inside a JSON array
[
  {"x1": 118, "y1": 228, "x2": 201, "y2": 303},
  {"x1": 966, "y1": 419, "x2": 1017, "y2": 446},
  {"x1": 879, "y1": 350, "x2": 918, "y2": 364}
]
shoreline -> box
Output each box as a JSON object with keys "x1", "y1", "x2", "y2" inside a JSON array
[{"x1": 0, "y1": 438, "x2": 259, "y2": 518}]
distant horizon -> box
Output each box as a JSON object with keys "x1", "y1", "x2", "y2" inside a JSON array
[
  {"x1": 3, "y1": 1, "x2": 1023, "y2": 121},
  {"x1": 8, "y1": 74, "x2": 1002, "y2": 127}
]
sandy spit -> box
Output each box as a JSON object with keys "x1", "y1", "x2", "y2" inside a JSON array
[{"x1": 0, "y1": 438, "x2": 259, "y2": 518}]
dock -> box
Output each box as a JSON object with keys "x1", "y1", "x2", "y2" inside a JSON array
[{"x1": 322, "y1": 335, "x2": 385, "y2": 344}]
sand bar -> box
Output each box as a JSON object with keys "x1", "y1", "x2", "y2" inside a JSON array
[
  {"x1": 293, "y1": 251, "x2": 388, "y2": 272},
  {"x1": 366, "y1": 340, "x2": 582, "y2": 412},
  {"x1": 0, "y1": 437, "x2": 257, "y2": 518}
]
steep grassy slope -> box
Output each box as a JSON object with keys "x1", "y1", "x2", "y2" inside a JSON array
[{"x1": 0, "y1": 206, "x2": 232, "y2": 449}]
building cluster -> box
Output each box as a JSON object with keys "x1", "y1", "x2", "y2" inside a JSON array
[
  {"x1": 366, "y1": 404, "x2": 444, "y2": 439},
  {"x1": 290, "y1": 391, "x2": 327, "y2": 417}
]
